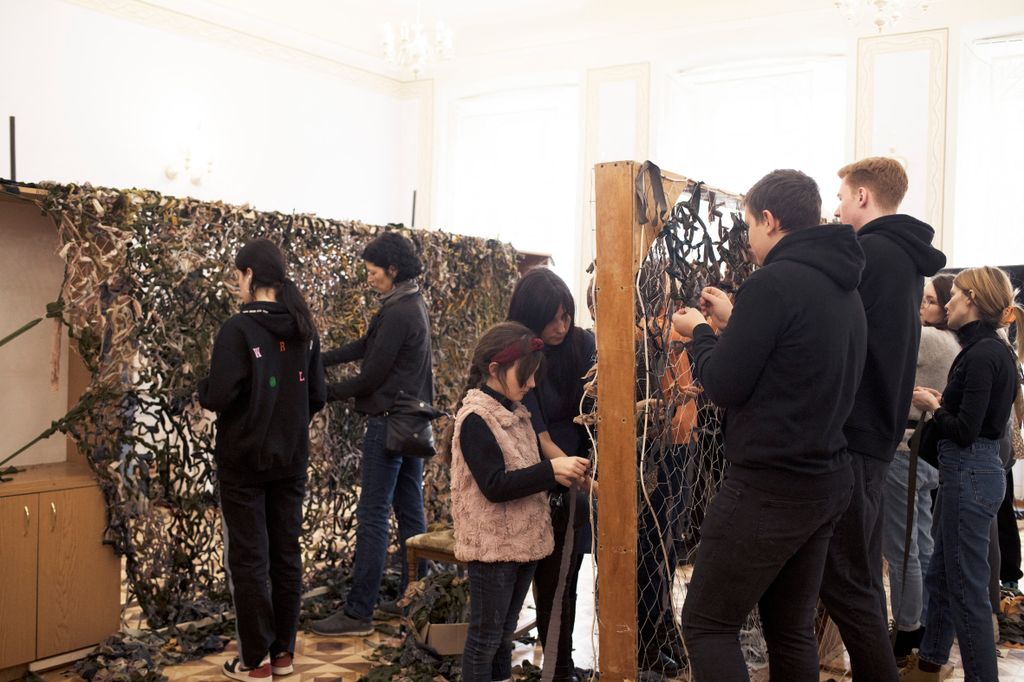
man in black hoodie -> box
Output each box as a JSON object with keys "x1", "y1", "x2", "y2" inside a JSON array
[
  {"x1": 818, "y1": 157, "x2": 946, "y2": 681},
  {"x1": 674, "y1": 170, "x2": 866, "y2": 681}
]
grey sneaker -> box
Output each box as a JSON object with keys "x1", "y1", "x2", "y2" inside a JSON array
[{"x1": 309, "y1": 610, "x2": 374, "y2": 636}]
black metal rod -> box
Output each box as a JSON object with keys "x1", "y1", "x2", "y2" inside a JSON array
[
  {"x1": 9, "y1": 116, "x2": 15, "y2": 181},
  {"x1": 411, "y1": 189, "x2": 417, "y2": 228}
]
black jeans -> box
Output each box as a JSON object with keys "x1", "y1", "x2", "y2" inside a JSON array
[
  {"x1": 681, "y1": 472, "x2": 852, "y2": 682},
  {"x1": 219, "y1": 474, "x2": 306, "y2": 668},
  {"x1": 998, "y1": 467, "x2": 1023, "y2": 583},
  {"x1": 819, "y1": 454, "x2": 899, "y2": 682},
  {"x1": 534, "y1": 491, "x2": 586, "y2": 679},
  {"x1": 463, "y1": 561, "x2": 537, "y2": 682}
]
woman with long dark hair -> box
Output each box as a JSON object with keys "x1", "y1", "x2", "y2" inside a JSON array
[
  {"x1": 882, "y1": 274, "x2": 959, "y2": 663},
  {"x1": 199, "y1": 238, "x2": 326, "y2": 680},
  {"x1": 904, "y1": 266, "x2": 1024, "y2": 681},
  {"x1": 507, "y1": 267, "x2": 595, "y2": 682},
  {"x1": 311, "y1": 231, "x2": 434, "y2": 637}
]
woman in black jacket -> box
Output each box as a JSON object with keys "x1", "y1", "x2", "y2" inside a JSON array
[
  {"x1": 311, "y1": 232, "x2": 434, "y2": 637},
  {"x1": 508, "y1": 267, "x2": 595, "y2": 682},
  {"x1": 905, "y1": 266, "x2": 1024, "y2": 682},
  {"x1": 199, "y1": 239, "x2": 326, "y2": 680}
]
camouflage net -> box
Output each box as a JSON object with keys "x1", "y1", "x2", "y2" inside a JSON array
[{"x1": 27, "y1": 183, "x2": 518, "y2": 636}]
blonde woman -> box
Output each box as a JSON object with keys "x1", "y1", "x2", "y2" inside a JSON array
[{"x1": 903, "y1": 266, "x2": 1024, "y2": 681}]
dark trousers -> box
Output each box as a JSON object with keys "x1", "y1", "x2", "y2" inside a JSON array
[
  {"x1": 998, "y1": 467, "x2": 1022, "y2": 583},
  {"x1": 681, "y1": 474, "x2": 852, "y2": 682},
  {"x1": 819, "y1": 454, "x2": 899, "y2": 682},
  {"x1": 534, "y1": 492, "x2": 586, "y2": 679},
  {"x1": 638, "y1": 446, "x2": 685, "y2": 658},
  {"x1": 463, "y1": 561, "x2": 537, "y2": 682},
  {"x1": 346, "y1": 416, "x2": 427, "y2": 620},
  {"x1": 219, "y1": 474, "x2": 307, "y2": 668}
]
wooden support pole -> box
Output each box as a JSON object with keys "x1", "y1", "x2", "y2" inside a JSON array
[{"x1": 594, "y1": 161, "x2": 640, "y2": 681}]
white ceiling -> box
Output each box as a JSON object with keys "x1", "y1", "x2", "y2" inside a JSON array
[{"x1": 126, "y1": 0, "x2": 835, "y2": 79}]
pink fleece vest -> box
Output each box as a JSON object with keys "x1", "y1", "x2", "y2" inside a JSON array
[{"x1": 450, "y1": 388, "x2": 554, "y2": 563}]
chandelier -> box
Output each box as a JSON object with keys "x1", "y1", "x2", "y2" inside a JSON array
[
  {"x1": 382, "y1": 2, "x2": 454, "y2": 78},
  {"x1": 834, "y1": 0, "x2": 932, "y2": 32}
]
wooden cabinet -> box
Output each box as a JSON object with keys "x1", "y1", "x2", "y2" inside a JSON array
[{"x1": 0, "y1": 463, "x2": 120, "y2": 670}]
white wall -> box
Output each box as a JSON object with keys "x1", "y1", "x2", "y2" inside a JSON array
[
  {"x1": 0, "y1": 0, "x2": 417, "y2": 226},
  {"x1": 0, "y1": 202, "x2": 69, "y2": 468}
]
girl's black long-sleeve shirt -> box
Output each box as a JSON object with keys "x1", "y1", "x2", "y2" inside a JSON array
[
  {"x1": 459, "y1": 384, "x2": 556, "y2": 503},
  {"x1": 934, "y1": 321, "x2": 1016, "y2": 447}
]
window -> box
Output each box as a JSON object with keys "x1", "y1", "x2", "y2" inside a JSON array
[
  {"x1": 953, "y1": 37, "x2": 1024, "y2": 267},
  {"x1": 441, "y1": 85, "x2": 580, "y2": 285},
  {"x1": 657, "y1": 56, "x2": 848, "y2": 216}
]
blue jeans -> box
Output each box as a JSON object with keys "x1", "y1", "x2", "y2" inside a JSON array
[
  {"x1": 345, "y1": 416, "x2": 427, "y2": 620},
  {"x1": 920, "y1": 438, "x2": 1004, "y2": 682},
  {"x1": 463, "y1": 561, "x2": 537, "y2": 682},
  {"x1": 882, "y1": 449, "x2": 940, "y2": 630}
]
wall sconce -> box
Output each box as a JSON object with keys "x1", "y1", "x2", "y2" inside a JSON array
[{"x1": 165, "y1": 153, "x2": 213, "y2": 186}]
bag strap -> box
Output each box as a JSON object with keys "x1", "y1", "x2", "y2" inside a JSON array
[
  {"x1": 896, "y1": 411, "x2": 930, "y2": 629},
  {"x1": 541, "y1": 490, "x2": 577, "y2": 682}
]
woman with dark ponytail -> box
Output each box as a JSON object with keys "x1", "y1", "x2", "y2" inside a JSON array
[
  {"x1": 198, "y1": 238, "x2": 326, "y2": 680},
  {"x1": 311, "y1": 231, "x2": 435, "y2": 637}
]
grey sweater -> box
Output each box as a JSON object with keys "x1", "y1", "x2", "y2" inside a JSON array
[{"x1": 898, "y1": 326, "x2": 960, "y2": 452}]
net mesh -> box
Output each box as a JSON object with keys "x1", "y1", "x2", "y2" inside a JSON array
[{"x1": 588, "y1": 167, "x2": 850, "y2": 679}]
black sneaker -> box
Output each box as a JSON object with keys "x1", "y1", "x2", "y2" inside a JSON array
[
  {"x1": 309, "y1": 610, "x2": 374, "y2": 636},
  {"x1": 222, "y1": 656, "x2": 271, "y2": 680},
  {"x1": 375, "y1": 599, "x2": 403, "y2": 619}
]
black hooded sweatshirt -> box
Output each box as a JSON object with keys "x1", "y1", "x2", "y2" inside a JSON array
[
  {"x1": 843, "y1": 214, "x2": 946, "y2": 460},
  {"x1": 689, "y1": 225, "x2": 867, "y2": 495},
  {"x1": 199, "y1": 301, "x2": 327, "y2": 483}
]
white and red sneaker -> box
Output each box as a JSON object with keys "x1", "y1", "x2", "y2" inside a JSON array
[
  {"x1": 223, "y1": 655, "x2": 271, "y2": 680},
  {"x1": 271, "y1": 652, "x2": 294, "y2": 676}
]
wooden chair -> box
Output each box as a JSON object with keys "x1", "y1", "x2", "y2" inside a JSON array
[
  {"x1": 405, "y1": 527, "x2": 536, "y2": 638},
  {"x1": 406, "y1": 527, "x2": 462, "y2": 584}
]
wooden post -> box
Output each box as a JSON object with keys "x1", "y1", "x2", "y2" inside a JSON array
[{"x1": 594, "y1": 161, "x2": 640, "y2": 680}]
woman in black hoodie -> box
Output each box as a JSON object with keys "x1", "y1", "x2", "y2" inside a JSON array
[
  {"x1": 903, "y1": 266, "x2": 1024, "y2": 682},
  {"x1": 199, "y1": 239, "x2": 327, "y2": 681}
]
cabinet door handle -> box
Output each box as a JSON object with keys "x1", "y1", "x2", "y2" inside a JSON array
[
  {"x1": 24, "y1": 505, "x2": 30, "y2": 536},
  {"x1": 51, "y1": 501, "x2": 57, "y2": 529}
]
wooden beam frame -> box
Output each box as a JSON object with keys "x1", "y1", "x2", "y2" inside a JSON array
[
  {"x1": 594, "y1": 161, "x2": 641, "y2": 680},
  {"x1": 594, "y1": 161, "x2": 744, "y2": 680}
]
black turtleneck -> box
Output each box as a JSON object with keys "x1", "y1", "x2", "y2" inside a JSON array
[
  {"x1": 933, "y1": 320, "x2": 1017, "y2": 447},
  {"x1": 458, "y1": 384, "x2": 556, "y2": 503}
]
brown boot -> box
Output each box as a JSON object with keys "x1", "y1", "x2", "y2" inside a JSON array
[{"x1": 897, "y1": 652, "x2": 954, "y2": 681}]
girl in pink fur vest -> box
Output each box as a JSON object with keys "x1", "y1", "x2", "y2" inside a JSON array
[{"x1": 450, "y1": 322, "x2": 590, "y2": 682}]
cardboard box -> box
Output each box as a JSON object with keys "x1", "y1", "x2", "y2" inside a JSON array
[{"x1": 416, "y1": 622, "x2": 469, "y2": 656}]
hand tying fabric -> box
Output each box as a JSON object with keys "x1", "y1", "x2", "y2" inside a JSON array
[{"x1": 911, "y1": 386, "x2": 942, "y2": 412}]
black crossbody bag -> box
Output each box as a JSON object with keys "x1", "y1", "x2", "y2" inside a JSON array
[{"x1": 384, "y1": 391, "x2": 446, "y2": 458}]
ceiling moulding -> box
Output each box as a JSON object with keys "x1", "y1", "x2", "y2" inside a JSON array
[{"x1": 61, "y1": 0, "x2": 427, "y2": 95}]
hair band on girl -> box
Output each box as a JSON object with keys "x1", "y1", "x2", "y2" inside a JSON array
[{"x1": 490, "y1": 337, "x2": 544, "y2": 364}]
